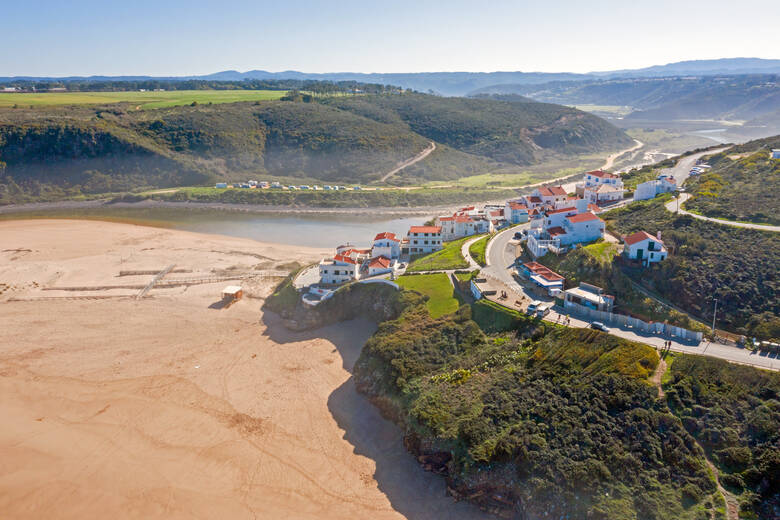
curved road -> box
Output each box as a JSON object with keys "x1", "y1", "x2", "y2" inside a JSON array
[
  {"x1": 380, "y1": 141, "x2": 436, "y2": 182},
  {"x1": 667, "y1": 193, "x2": 780, "y2": 232},
  {"x1": 480, "y1": 225, "x2": 777, "y2": 371}
]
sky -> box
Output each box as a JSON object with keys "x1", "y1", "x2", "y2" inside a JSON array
[{"x1": 1, "y1": 0, "x2": 778, "y2": 76}]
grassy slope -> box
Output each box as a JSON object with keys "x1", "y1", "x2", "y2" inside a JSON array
[
  {"x1": 602, "y1": 196, "x2": 780, "y2": 340},
  {"x1": 395, "y1": 273, "x2": 459, "y2": 318},
  {"x1": 0, "y1": 90, "x2": 287, "y2": 109},
  {"x1": 468, "y1": 235, "x2": 489, "y2": 266},
  {"x1": 684, "y1": 135, "x2": 780, "y2": 225},
  {"x1": 406, "y1": 236, "x2": 472, "y2": 272}
]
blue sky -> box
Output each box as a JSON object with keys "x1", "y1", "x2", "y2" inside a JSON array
[{"x1": 1, "y1": 0, "x2": 778, "y2": 76}]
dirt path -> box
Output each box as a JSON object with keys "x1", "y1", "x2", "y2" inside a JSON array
[
  {"x1": 381, "y1": 141, "x2": 436, "y2": 182},
  {"x1": 651, "y1": 356, "x2": 667, "y2": 398},
  {"x1": 602, "y1": 139, "x2": 643, "y2": 171},
  {"x1": 667, "y1": 193, "x2": 780, "y2": 232}
]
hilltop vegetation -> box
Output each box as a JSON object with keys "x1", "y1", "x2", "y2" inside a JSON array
[
  {"x1": 0, "y1": 92, "x2": 630, "y2": 203},
  {"x1": 352, "y1": 290, "x2": 720, "y2": 519},
  {"x1": 666, "y1": 355, "x2": 780, "y2": 519},
  {"x1": 684, "y1": 135, "x2": 780, "y2": 225},
  {"x1": 603, "y1": 197, "x2": 780, "y2": 340}
]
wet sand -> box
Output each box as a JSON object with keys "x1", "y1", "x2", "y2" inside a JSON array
[{"x1": 0, "y1": 220, "x2": 484, "y2": 519}]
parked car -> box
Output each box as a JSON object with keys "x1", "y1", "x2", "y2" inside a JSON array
[{"x1": 590, "y1": 321, "x2": 610, "y2": 332}]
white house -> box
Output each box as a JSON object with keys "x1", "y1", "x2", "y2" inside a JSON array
[
  {"x1": 772, "y1": 149, "x2": 780, "y2": 159},
  {"x1": 438, "y1": 215, "x2": 479, "y2": 241},
  {"x1": 579, "y1": 170, "x2": 624, "y2": 189},
  {"x1": 372, "y1": 232, "x2": 401, "y2": 259},
  {"x1": 505, "y1": 201, "x2": 529, "y2": 223},
  {"x1": 634, "y1": 177, "x2": 677, "y2": 201},
  {"x1": 563, "y1": 283, "x2": 615, "y2": 312},
  {"x1": 623, "y1": 231, "x2": 667, "y2": 266},
  {"x1": 319, "y1": 253, "x2": 360, "y2": 284},
  {"x1": 407, "y1": 225, "x2": 443, "y2": 254},
  {"x1": 528, "y1": 185, "x2": 568, "y2": 207},
  {"x1": 366, "y1": 256, "x2": 395, "y2": 277},
  {"x1": 559, "y1": 212, "x2": 605, "y2": 245},
  {"x1": 584, "y1": 184, "x2": 625, "y2": 205},
  {"x1": 543, "y1": 206, "x2": 578, "y2": 230}
]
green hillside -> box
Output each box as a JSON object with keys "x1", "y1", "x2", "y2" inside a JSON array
[
  {"x1": 684, "y1": 135, "x2": 780, "y2": 225},
  {"x1": 0, "y1": 93, "x2": 631, "y2": 203},
  {"x1": 603, "y1": 196, "x2": 780, "y2": 340}
]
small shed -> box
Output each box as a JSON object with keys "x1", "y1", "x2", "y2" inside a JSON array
[{"x1": 222, "y1": 285, "x2": 243, "y2": 301}]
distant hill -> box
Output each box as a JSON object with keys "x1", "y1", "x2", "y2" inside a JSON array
[
  {"x1": 3, "y1": 58, "x2": 780, "y2": 96},
  {"x1": 470, "y1": 75, "x2": 780, "y2": 128},
  {"x1": 0, "y1": 94, "x2": 630, "y2": 202}
]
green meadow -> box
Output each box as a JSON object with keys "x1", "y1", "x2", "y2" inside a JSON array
[{"x1": 0, "y1": 89, "x2": 287, "y2": 109}]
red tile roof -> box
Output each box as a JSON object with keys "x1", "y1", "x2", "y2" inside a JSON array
[
  {"x1": 489, "y1": 210, "x2": 503, "y2": 217},
  {"x1": 587, "y1": 170, "x2": 619, "y2": 179},
  {"x1": 527, "y1": 196, "x2": 543, "y2": 203},
  {"x1": 508, "y1": 202, "x2": 528, "y2": 210},
  {"x1": 374, "y1": 232, "x2": 399, "y2": 242},
  {"x1": 333, "y1": 254, "x2": 358, "y2": 264},
  {"x1": 587, "y1": 203, "x2": 601, "y2": 213},
  {"x1": 368, "y1": 256, "x2": 392, "y2": 269},
  {"x1": 523, "y1": 261, "x2": 565, "y2": 282},
  {"x1": 566, "y1": 212, "x2": 601, "y2": 224},
  {"x1": 624, "y1": 230, "x2": 661, "y2": 246},
  {"x1": 546, "y1": 206, "x2": 577, "y2": 215},
  {"x1": 409, "y1": 225, "x2": 442, "y2": 234},
  {"x1": 539, "y1": 185, "x2": 567, "y2": 197},
  {"x1": 547, "y1": 226, "x2": 567, "y2": 237}
]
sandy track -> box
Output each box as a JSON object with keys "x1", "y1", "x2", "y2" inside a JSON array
[{"x1": 0, "y1": 220, "x2": 483, "y2": 519}]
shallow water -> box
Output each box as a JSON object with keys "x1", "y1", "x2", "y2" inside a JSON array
[{"x1": 0, "y1": 206, "x2": 429, "y2": 248}]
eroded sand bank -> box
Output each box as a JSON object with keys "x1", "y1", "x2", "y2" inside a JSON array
[{"x1": 0, "y1": 220, "x2": 483, "y2": 519}]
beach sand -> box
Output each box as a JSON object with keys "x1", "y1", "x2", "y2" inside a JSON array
[{"x1": 0, "y1": 220, "x2": 484, "y2": 519}]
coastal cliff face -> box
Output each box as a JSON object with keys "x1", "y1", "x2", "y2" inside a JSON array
[{"x1": 265, "y1": 280, "x2": 760, "y2": 520}]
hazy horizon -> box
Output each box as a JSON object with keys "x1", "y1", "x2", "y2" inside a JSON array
[{"x1": 2, "y1": 0, "x2": 779, "y2": 77}]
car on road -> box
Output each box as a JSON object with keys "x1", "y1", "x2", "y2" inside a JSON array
[
  {"x1": 590, "y1": 321, "x2": 610, "y2": 332},
  {"x1": 513, "y1": 231, "x2": 526, "y2": 240}
]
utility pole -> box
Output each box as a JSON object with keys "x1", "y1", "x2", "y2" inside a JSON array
[{"x1": 711, "y1": 298, "x2": 718, "y2": 336}]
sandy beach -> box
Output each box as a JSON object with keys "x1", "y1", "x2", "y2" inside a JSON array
[{"x1": 0, "y1": 220, "x2": 484, "y2": 519}]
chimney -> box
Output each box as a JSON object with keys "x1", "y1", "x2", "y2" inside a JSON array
[
  {"x1": 657, "y1": 231, "x2": 662, "y2": 241},
  {"x1": 575, "y1": 198, "x2": 588, "y2": 213}
]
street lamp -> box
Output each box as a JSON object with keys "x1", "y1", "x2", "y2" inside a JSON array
[{"x1": 711, "y1": 298, "x2": 718, "y2": 336}]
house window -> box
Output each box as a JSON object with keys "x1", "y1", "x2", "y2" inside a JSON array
[{"x1": 424, "y1": 241, "x2": 429, "y2": 245}]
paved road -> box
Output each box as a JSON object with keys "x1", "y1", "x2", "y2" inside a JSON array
[
  {"x1": 480, "y1": 225, "x2": 778, "y2": 371},
  {"x1": 460, "y1": 235, "x2": 485, "y2": 270},
  {"x1": 658, "y1": 147, "x2": 728, "y2": 186},
  {"x1": 667, "y1": 193, "x2": 780, "y2": 232}
]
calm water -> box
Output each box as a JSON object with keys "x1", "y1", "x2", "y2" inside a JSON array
[{"x1": 0, "y1": 206, "x2": 429, "y2": 249}]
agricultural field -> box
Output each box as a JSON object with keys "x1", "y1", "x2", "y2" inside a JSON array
[
  {"x1": 0, "y1": 89, "x2": 287, "y2": 109},
  {"x1": 395, "y1": 273, "x2": 459, "y2": 318}
]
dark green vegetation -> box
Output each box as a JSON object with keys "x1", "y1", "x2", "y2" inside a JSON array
[
  {"x1": 534, "y1": 241, "x2": 708, "y2": 333},
  {"x1": 353, "y1": 290, "x2": 724, "y2": 519},
  {"x1": 603, "y1": 197, "x2": 780, "y2": 340},
  {"x1": 139, "y1": 185, "x2": 518, "y2": 209},
  {"x1": 685, "y1": 135, "x2": 780, "y2": 225},
  {"x1": 666, "y1": 355, "x2": 780, "y2": 519},
  {"x1": 471, "y1": 75, "x2": 780, "y2": 130},
  {"x1": 0, "y1": 93, "x2": 630, "y2": 203}
]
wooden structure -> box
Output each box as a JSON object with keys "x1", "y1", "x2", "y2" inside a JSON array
[{"x1": 222, "y1": 285, "x2": 243, "y2": 301}]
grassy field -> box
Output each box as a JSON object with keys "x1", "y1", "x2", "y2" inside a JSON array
[
  {"x1": 0, "y1": 90, "x2": 287, "y2": 109},
  {"x1": 581, "y1": 241, "x2": 619, "y2": 264},
  {"x1": 406, "y1": 236, "x2": 472, "y2": 272},
  {"x1": 395, "y1": 273, "x2": 459, "y2": 318},
  {"x1": 468, "y1": 235, "x2": 489, "y2": 266}
]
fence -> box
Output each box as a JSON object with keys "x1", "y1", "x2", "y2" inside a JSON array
[{"x1": 562, "y1": 302, "x2": 703, "y2": 343}]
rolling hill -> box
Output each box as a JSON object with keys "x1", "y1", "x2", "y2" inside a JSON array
[{"x1": 0, "y1": 94, "x2": 630, "y2": 202}]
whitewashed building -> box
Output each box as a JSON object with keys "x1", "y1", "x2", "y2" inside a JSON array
[
  {"x1": 319, "y1": 253, "x2": 360, "y2": 284},
  {"x1": 366, "y1": 256, "x2": 395, "y2": 277},
  {"x1": 407, "y1": 225, "x2": 443, "y2": 254},
  {"x1": 634, "y1": 176, "x2": 677, "y2": 201},
  {"x1": 505, "y1": 201, "x2": 529, "y2": 223},
  {"x1": 372, "y1": 232, "x2": 401, "y2": 259},
  {"x1": 623, "y1": 231, "x2": 667, "y2": 266}
]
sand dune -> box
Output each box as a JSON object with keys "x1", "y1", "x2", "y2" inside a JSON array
[{"x1": 0, "y1": 220, "x2": 484, "y2": 519}]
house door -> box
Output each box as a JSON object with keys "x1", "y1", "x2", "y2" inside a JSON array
[{"x1": 636, "y1": 249, "x2": 643, "y2": 260}]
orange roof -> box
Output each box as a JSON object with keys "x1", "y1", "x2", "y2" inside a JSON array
[
  {"x1": 333, "y1": 254, "x2": 358, "y2": 264},
  {"x1": 587, "y1": 170, "x2": 619, "y2": 179},
  {"x1": 374, "y1": 232, "x2": 399, "y2": 242},
  {"x1": 409, "y1": 225, "x2": 441, "y2": 234},
  {"x1": 523, "y1": 262, "x2": 565, "y2": 282},
  {"x1": 624, "y1": 230, "x2": 661, "y2": 246},
  {"x1": 547, "y1": 226, "x2": 567, "y2": 236},
  {"x1": 368, "y1": 256, "x2": 392, "y2": 269},
  {"x1": 527, "y1": 196, "x2": 543, "y2": 203},
  {"x1": 567, "y1": 212, "x2": 601, "y2": 224},
  {"x1": 508, "y1": 202, "x2": 528, "y2": 210},
  {"x1": 587, "y1": 203, "x2": 601, "y2": 213},
  {"x1": 546, "y1": 206, "x2": 577, "y2": 215},
  {"x1": 539, "y1": 185, "x2": 567, "y2": 197}
]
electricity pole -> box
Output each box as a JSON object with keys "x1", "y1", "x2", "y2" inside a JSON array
[{"x1": 711, "y1": 298, "x2": 718, "y2": 336}]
